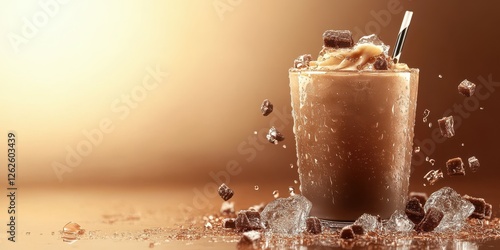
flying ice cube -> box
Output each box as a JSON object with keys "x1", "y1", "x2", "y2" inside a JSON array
[
  {"x1": 385, "y1": 210, "x2": 414, "y2": 232},
  {"x1": 423, "y1": 169, "x2": 443, "y2": 185},
  {"x1": 423, "y1": 187, "x2": 475, "y2": 232},
  {"x1": 260, "y1": 195, "x2": 312, "y2": 234},
  {"x1": 356, "y1": 34, "x2": 390, "y2": 56},
  {"x1": 438, "y1": 116, "x2": 455, "y2": 138}
]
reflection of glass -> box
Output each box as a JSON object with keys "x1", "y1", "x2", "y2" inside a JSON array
[{"x1": 289, "y1": 69, "x2": 419, "y2": 221}]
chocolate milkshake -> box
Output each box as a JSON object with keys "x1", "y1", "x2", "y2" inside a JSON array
[{"x1": 289, "y1": 31, "x2": 418, "y2": 221}]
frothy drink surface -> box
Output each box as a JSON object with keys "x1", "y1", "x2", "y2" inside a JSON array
[{"x1": 289, "y1": 69, "x2": 418, "y2": 221}]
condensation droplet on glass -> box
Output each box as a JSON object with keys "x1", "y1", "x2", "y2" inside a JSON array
[
  {"x1": 414, "y1": 146, "x2": 420, "y2": 153},
  {"x1": 272, "y1": 190, "x2": 279, "y2": 199},
  {"x1": 254, "y1": 185, "x2": 259, "y2": 191}
]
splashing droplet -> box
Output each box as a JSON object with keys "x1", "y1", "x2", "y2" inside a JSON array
[
  {"x1": 414, "y1": 146, "x2": 420, "y2": 153},
  {"x1": 288, "y1": 186, "x2": 295, "y2": 196},
  {"x1": 254, "y1": 185, "x2": 259, "y2": 191},
  {"x1": 272, "y1": 190, "x2": 279, "y2": 199}
]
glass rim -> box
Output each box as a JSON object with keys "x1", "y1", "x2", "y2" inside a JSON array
[{"x1": 289, "y1": 68, "x2": 419, "y2": 74}]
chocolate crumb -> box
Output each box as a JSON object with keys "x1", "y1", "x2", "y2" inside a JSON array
[
  {"x1": 409, "y1": 192, "x2": 428, "y2": 205},
  {"x1": 266, "y1": 127, "x2": 285, "y2": 144},
  {"x1": 374, "y1": 56, "x2": 388, "y2": 70},
  {"x1": 446, "y1": 157, "x2": 465, "y2": 176},
  {"x1": 305, "y1": 217, "x2": 322, "y2": 234},
  {"x1": 218, "y1": 183, "x2": 234, "y2": 201},
  {"x1": 351, "y1": 224, "x2": 364, "y2": 235},
  {"x1": 235, "y1": 210, "x2": 263, "y2": 232},
  {"x1": 485, "y1": 203, "x2": 493, "y2": 220},
  {"x1": 222, "y1": 218, "x2": 236, "y2": 229},
  {"x1": 260, "y1": 99, "x2": 273, "y2": 116},
  {"x1": 322, "y1": 30, "x2": 353, "y2": 48},
  {"x1": 405, "y1": 197, "x2": 426, "y2": 225},
  {"x1": 340, "y1": 226, "x2": 355, "y2": 239},
  {"x1": 238, "y1": 230, "x2": 261, "y2": 245},
  {"x1": 463, "y1": 195, "x2": 487, "y2": 219},
  {"x1": 458, "y1": 79, "x2": 476, "y2": 97}
]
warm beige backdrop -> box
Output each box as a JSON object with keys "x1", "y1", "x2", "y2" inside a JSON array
[{"x1": 0, "y1": 0, "x2": 499, "y2": 204}]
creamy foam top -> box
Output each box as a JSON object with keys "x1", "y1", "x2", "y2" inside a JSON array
[{"x1": 306, "y1": 34, "x2": 410, "y2": 71}]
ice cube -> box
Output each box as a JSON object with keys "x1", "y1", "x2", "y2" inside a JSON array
[
  {"x1": 356, "y1": 34, "x2": 390, "y2": 56},
  {"x1": 353, "y1": 213, "x2": 381, "y2": 232},
  {"x1": 438, "y1": 116, "x2": 455, "y2": 138},
  {"x1": 468, "y1": 156, "x2": 480, "y2": 173},
  {"x1": 385, "y1": 210, "x2": 414, "y2": 232},
  {"x1": 423, "y1": 169, "x2": 443, "y2": 185},
  {"x1": 423, "y1": 187, "x2": 475, "y2": 231},
  {"x1": 458, "y1": 79, "x2": 476, "y2": 97},
  {"x1": 260, "y1": 195, "x2": 312, "y2": 234}
]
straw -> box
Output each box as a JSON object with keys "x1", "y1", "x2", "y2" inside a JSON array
[{"x1": 392, "y1": 11, "x2": 413, "y2": 63}]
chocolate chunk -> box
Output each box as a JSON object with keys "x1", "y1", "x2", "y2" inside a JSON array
[
  {"x1": 260, "y1": 99, "x2": 273, "y2": 116},
  {"x1": 409, "y1": 192, "x2": 428, "y2": 205},
  {"x1": 266, "y1": 127, "x2": 285, "y2": 144},
  {"x1": 463, "y1": 195, "x2": 487, "y2": 219},
  {"x1": 468, "y1": 156, "x2": 480, "y2": 173},
  {"x1": 350, "y1": 224, "x2": 364, "y2": 235},
  {"x1": 415, "y1": 207, "x2": 444, "y2": 232},
  {"x1": 405, "y1": 197, "x2": 426, "y2": 225},
  {"x1": 438, "y1": 116, "x2": 455, "y2": 138},
  {"x1": 374, "y1": 56, "x2": 388, "y2": 70},
  {"x1": 218, "y1": 183, "x2": 234, "y2": 201},
  {"x1": 485, "y1": 203, "x2": 493, "y2": 220},
  {"x1": 340, "y1": 226, "x2": 355, "y2": 239},
  {"x1": 305, "y1": 217, "x2": 322, "y2": 234},
  {"x1": 235, "y1": 210, "x2": 263, "y2": 232},
  {"x1": 293, "y1": 54, "x2": 312, "y2": 69},
  {"x1": 446, "y1": 157, "x2": 465, "y2": 176},
  {"x1": 322, "y1": 30, "x2": 353, "y2": 48},
  {"x1": 222, "y1": 218, "x2": 236, "y2": 229},
  {"x1": 458, "y1": 79, "x2": 476, "y2": 97}
]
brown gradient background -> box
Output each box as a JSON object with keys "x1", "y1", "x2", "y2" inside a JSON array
[{"x1": 1, "y1": 0, "x2": 500, "y2": 215}]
